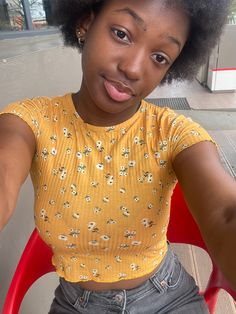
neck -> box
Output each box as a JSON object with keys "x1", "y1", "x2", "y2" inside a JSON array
[{"x1": 72, "y1": 90, "x2": 141, "y2": 127}]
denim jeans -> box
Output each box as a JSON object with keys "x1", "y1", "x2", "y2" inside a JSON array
[{"x1": 49, "y1": 247, "x2": 209, "y2": 314}]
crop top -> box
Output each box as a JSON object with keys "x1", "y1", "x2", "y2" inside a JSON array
[{"x1": 0, "y1": 94, "x2": 215, "y2": 283}]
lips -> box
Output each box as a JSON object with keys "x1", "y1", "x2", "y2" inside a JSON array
[{"x1": 103, "y1": 79, "x2": 135, "y2": 102}]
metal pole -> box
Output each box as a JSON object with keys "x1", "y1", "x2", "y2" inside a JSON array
[{"x1": 21, "y1": 0, "x2": 34, "y2": 30}]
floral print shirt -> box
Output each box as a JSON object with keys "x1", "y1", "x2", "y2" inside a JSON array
[{"x1": 0, "y1": 94, "x2": 215, "y2": 282}]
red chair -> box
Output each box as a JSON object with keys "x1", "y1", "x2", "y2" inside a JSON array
[{"x1": 2, "y1": 184, "x2": 236, "y2": 314}]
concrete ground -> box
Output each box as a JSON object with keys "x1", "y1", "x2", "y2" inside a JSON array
[{"x1": 0, "y1": 34, "x2": 236, "y2": 314}]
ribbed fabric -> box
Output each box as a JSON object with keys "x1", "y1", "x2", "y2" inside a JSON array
[{"x1": 0, "y1": 94, "x2": 216, "y2": 282}]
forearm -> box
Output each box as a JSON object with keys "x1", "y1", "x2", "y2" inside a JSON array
[
  {"x1": 199, "y1": 205, "x2": 236, "y2": 291},
  {"x1": 0, "y1": 163, "x2": 22, "y2": 231}
]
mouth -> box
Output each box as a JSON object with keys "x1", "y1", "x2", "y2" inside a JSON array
[{"x1": 103, "y1": 78, "x2": 135, "y2": 103}]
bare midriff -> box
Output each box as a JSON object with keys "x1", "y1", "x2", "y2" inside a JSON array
[{"x1": 77, "y1": 265, "x2": 159, "y2": 291}]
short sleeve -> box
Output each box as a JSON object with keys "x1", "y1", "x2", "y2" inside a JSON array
[
  {"x1": 0, "y1": 97, "x2": 49, "y2": 139},
  {"x1": 159, "y1": 109, "x2": 217, "y2": 162}
]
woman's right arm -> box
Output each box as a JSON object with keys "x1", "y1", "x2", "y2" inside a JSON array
[{"x1": 0, "y1": 114, "x2": 36, "y2": 231}]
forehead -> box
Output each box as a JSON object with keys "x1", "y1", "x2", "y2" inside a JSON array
[{"x1": 99, "y1": 0, "x2": 189, "y2": 43}]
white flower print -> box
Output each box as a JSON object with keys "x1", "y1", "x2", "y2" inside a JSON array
[
  {"x1": 147, "y1": 203, "x2": 154, "y2": 210},
  {"x1": 77, "y1": 163, "x2": 86, "y2": 173},
  {"x1": 60, "y1": 187, "x2": 66, "y2": 194},
  {"x1": 142, "y1": 218, "x2": 155, "y2": 228},
  {"x1": 131, "y1": 240, "x2": 142, "y2": 246},
  {"x1": 96, "y1": 140, "x2": 104, "y2": 152},
  {"x1": 88, "y1": 222, "x2": 99, "y2": 233},
  {"x1": 130, "y1": 263, "x2": 140, "y2": 271},
  {"x1": 119, "y1": 273, "x2": 127, "y2": 280},
  {"x1": 124, "y1": 230, "x2": 136, "y2": 239},
  {"x1": 102, "y1": 196, "x2": 109, "y2": 203},
  {"x1": 50, "y1": 135, "x2": 57, "y2": 143},
  {"x1": 66, "y1": 243, "x2": 77, "y2": 249},
  {"x1": 40, "y1": 209, "x2": 49, "y2": 222},
  {"x1": 115, "y1": 255, "x2": 122, "y2": 263},
  {"x1": 70, "y1": 184, "x2": 78, "y2": 196},
  {"x1": 105, "y1": 173, "x2": 114, "y2": 185},
  {"x1": 91, "y1": 181, "x2": 99, "y2": 188},
  {"x1": 63, "y1": 201, "x2": 71, "y2": 209},
  {"x1": 93, "y1": 207, "x2": 102, "y2": 214},
  {"x1": 107, "y1": 218, "x2": 117, "y2": 225},
  {"x1": 92, "y1": 269, "x2": 100, "y2": 277},
  {"x1": 89, "y1": 240, "x2": 99, "y2": 246},
  {"x1": 190, "y1": 130, "x2": 200, "y2": 136},
  {"x1": 66, "y1": 148, "x2": 72, "y2": 155},
  {"x1": 134, "y1": 136, "x2": 145, "y2": 146},
  {"x1": 41, "y1": 148, "x2": 49, "y2": 160},
  {"x1": 120, "y1": 206, "x2": 130, "y2": 217},
  {"x1": 69, "y1": 229, "x2": 80, "y2": 238},
  {"x1": 63, "y1": 127, "x2": 72, "y2": 138},
  {"x1": 128, "y1": 160, "x2": 136, "y2": 168},
  {"x1": 119, "y1": 166, "x2": 128, "y2": 176},
  {"x1": 133, "y1": 196, "x2": 140, "y2": 202},
  {"x1": 55, "y1": 212, "x2": 62, "y2": 219},
  {"x1": 72, "y1": 213, "x2": 80, "y2": 220},
  {"x1": 119, "y1": 187, "x2": 126, "y2": 194},
  {"x1": 58, "y1": 234, "x2": 68, "y2": 241},
  {"x1": 154, "y1": 152, "x2": 161, "y2": 159},
  {"x1": 49, "y1": 199, "x2": 55, "y2": 205},
  {"x1": 101, "y1": 235, "x2": 111, "y2": 241},
  {"x1": 59, "y1": 167, "x2": 67, "y2": 180},
  {"x1": 105, "y1": 155, "x2": 112, "y2": 163},
  {"x1": 76, "y1": 151, "x2": 82, "y2": 159},
  {"x1": 51, "y1": 148, "x2": 57, "y2": 156},
  {"x1": 122, "y1": 147, "x2": 130, "y2": 158},
  {"x1": 83, "y1": 146, "x2": 92, "y2": 156},
  {"x1": 85, "y1": 195, "x2": 91, "y2": 202},
  {"x1": 96, "y1": 163, "x2": 104, "y2": 171},
  {"x1": 160, "y1": 160, "x2": 167, "y2": 168}
]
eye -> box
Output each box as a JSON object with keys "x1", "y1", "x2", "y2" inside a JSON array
[
  {"x1": 112, "y1": 28, "x2": 130, "y2": 43},
  {"x1": 152, "y1": 53, "x2": 170, "y2": 65}
]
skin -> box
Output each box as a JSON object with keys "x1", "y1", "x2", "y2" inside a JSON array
[{"x1": 0, "y1": 0, "x2": 236, "y2": 292}]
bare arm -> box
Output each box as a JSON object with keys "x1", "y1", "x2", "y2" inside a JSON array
[
  {"x1": 0, "y1": 114, "x2": 36, "y2": 231},
  {"x1": 173, "y1": 141, "x2": 236, "y2": 290}
]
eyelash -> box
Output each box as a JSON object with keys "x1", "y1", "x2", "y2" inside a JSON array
[
  {"x1": 112, "y1": 28, "x2": 130, "y2": 43},
  {"x1": 112, "y1": 27, "x2": 171, "y2": 66}
]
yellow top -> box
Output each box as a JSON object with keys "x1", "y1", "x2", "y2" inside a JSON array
[{"x1": 0, "y1": 94, "x2": 215, "y2": 282}]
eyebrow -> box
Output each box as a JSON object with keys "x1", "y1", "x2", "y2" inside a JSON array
[
  {"x1": 114, "y1": 7, "x2": 147, "y2": 31},
  {"x1": 166, "y1": 35, "x2": 182, "y2": 51}
]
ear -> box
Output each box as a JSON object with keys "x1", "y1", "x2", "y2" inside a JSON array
[{"x1": 76, "y1": 13, "x2": 95, "y2": 41}]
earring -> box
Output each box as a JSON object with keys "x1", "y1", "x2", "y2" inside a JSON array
[{"x1": 77, "y1": 31, "x2": 84, "y2": 49}]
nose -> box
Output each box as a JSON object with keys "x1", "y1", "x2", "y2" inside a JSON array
[{"x1": 117, "y1": 47, "x2": 145, "y2": 81}]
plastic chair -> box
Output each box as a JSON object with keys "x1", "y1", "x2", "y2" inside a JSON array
[{"x1": 2, "y1": 183, "x2": 236, "y2": 314}]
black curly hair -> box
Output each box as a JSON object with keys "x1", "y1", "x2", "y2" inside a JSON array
[{"x1": 53, "y1": 0, "x2": 232, "y2": 84}]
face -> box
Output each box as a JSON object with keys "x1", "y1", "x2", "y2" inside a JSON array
[{"x1": 78, "y1": 0, "x2": 190, "y2": 125}]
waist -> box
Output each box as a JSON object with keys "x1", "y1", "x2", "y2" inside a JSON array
[{"x1": 61, "y1": 244, "x2": 171, "y2": 292}]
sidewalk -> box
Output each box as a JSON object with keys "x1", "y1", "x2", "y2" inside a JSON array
[{"x1": 0, "y1": 33, "x2": 236, "y2": 314}]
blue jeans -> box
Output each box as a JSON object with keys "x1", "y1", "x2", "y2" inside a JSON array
[{"x1": 49, "y1": 248, "x2": 209, "y2": 313}]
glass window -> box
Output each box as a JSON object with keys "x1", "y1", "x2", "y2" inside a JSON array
[
  {"x1": 0, "y1": 0, "x2": 56, "y2": 32},
  {"x1": 0, "y1": 0, "x2": 26, "y2": 31},
  {"x1": 229, "y1": 0, "x2": 236, "y2": 24}
]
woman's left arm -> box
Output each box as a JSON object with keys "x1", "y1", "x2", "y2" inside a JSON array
[{"x1": 173, "y1": 141, "x2": 236, "y2": 290}]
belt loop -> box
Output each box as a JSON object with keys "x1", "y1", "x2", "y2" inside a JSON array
[
  {"x1": 121, "y1": 290, "x2": 127, "y2": 314},
  {"x1": 75, "y1": 290, "x2": 91, "y2": 309}
]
